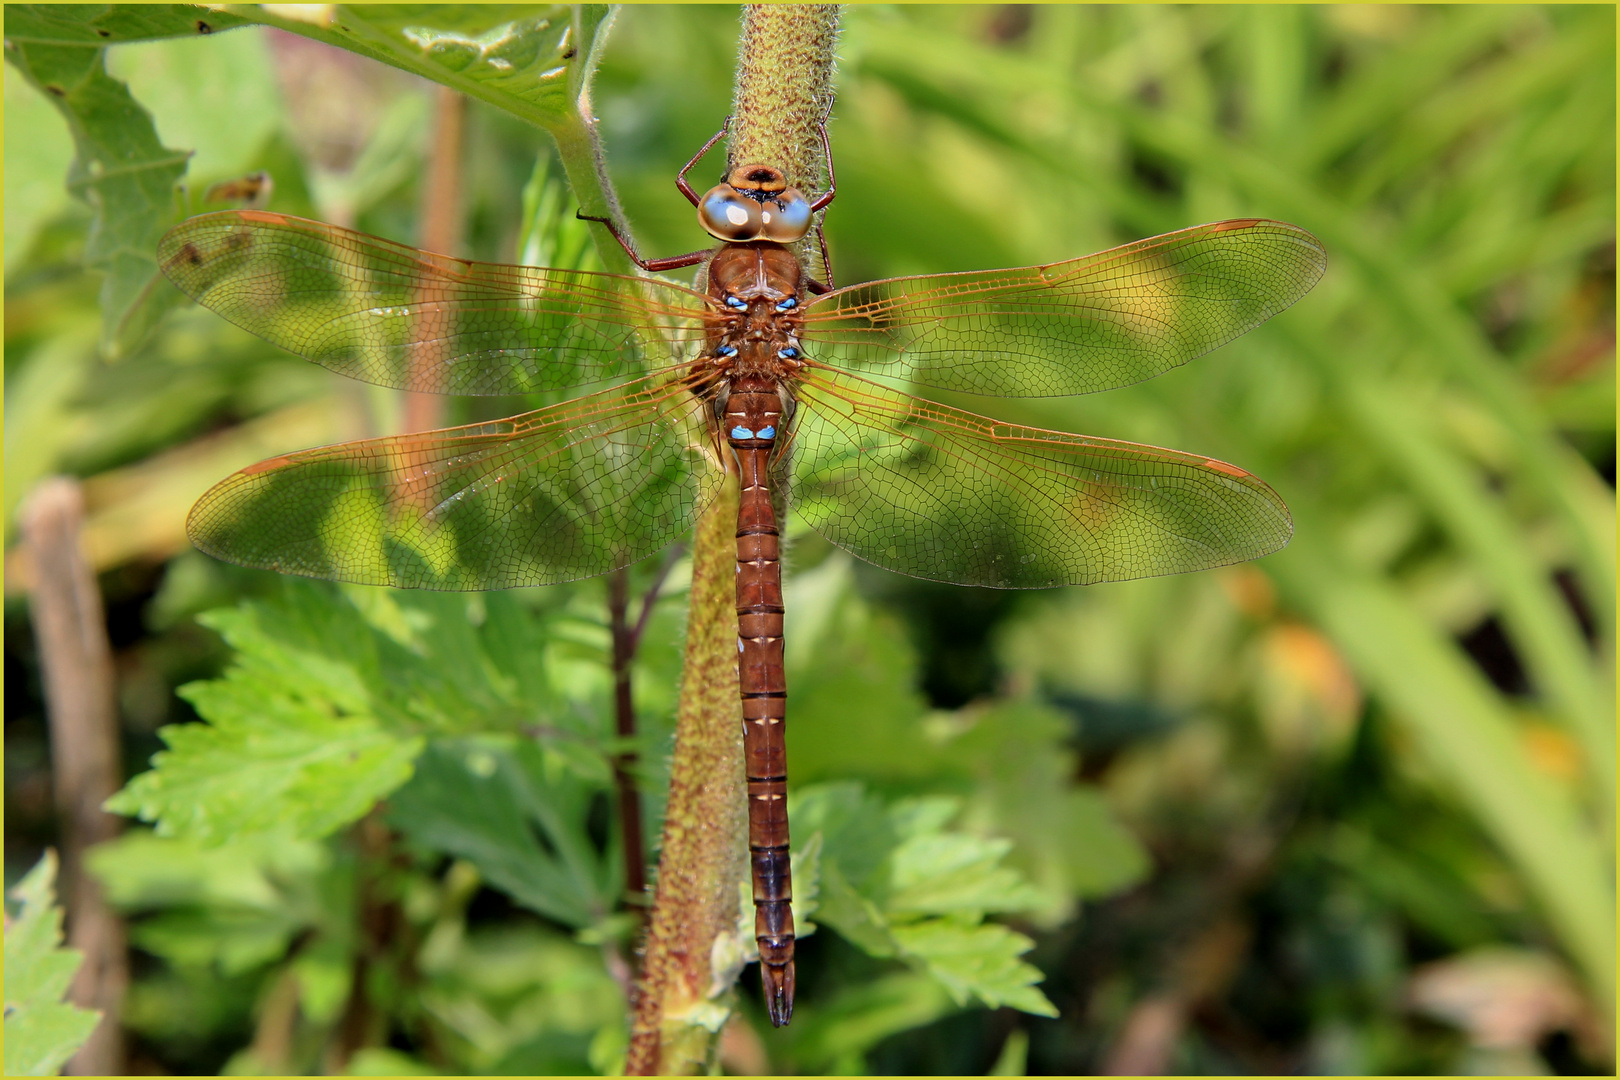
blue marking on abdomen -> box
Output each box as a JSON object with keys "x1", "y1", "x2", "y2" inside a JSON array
[
  {"x1": 730, "y1": 426, "x2": 754, "y2": 440},
  {"x1": 756, "y1": 426, "x2": 776, "y2": 439}
]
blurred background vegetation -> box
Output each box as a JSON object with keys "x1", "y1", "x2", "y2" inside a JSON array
[{"x1": 5, "y1": 4, "x2": 1614, "y2": 1074}]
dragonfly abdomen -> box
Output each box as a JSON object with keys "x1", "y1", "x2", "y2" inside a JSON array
[{"x1": 727, "y1": 382, "x2": 795, "y2": 1027}]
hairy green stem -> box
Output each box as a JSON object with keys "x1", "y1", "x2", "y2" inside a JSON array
[
  {"x1": 626, "y1": 6, "x2": 841, "y2": 1073},
  {"x1": 729, "y1": 4, "x2": 842, "y2": 282},
  {"x1": 626, "y1": 478, "x2": 744, "y2": 1075}
]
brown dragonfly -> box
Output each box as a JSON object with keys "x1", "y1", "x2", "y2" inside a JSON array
[{"x1": 158, "y1": 121, "x2": 1325, "y2": 1027}]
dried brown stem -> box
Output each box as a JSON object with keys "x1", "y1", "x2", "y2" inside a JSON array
[
  {"x1": 22, "y1": 478, "x2": 127, "y2": 1077},
  {"x1": 403, "y1": 84, "x2": 466, "y2": 433}
]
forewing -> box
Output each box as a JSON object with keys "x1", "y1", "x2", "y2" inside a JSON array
[
  {"x1": 785, "y1": 367, "x2": 1291, "y2": 588},
  {"x1": 159, "y1": 211, "x2": 713, "y2": 395},
  {"x1": 800, "y1": 219, "x2": 1326, "y2": 397},
  {"x1": 188, "y1": 377, "x2": 721, "y2": 589}
]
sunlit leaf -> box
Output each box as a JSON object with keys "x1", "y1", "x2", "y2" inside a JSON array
[
  {"x1": 792, "y1": 782, "x2": 1055, "y2": 1018},
  {"x1": 1, "y1": 5, "x2": 254, "y2": 44},
  {"x1": 105, "y1": 663, "x2": 423, "y2": 843},
  {"x1": 221, "y1": 5, "x2": 611, "y2": 136},
  {"x1": 889, "y1": 917, "x2": 1057, "y2": 1017}
]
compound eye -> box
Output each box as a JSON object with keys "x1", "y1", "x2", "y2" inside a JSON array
[
  {"x1": 759, "y1": 187, "x2": 813, "y2": 242},
  {"x1": 698, "y1": 185, "x2": 762, "y2": 241}
]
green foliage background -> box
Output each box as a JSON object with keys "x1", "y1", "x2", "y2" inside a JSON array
[{"x1": 4, "y1": 4, "x2": 1613, "y2": 1075}]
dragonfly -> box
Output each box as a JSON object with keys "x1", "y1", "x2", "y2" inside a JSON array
[{"x1": 158, "y1": 119, "x2": 1325, "y2": 1027}]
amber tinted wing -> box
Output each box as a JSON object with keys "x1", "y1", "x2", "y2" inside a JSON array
[
  {"x1": 784, "y1": 367, "x2": 1291, "y2": 588},
  {"x1": 159, "y1": 211, "x2": 713, "y2": 395},
  {"x1": 800, "y1": 219, "x2": 1325, "y2": 397},
  {"x1": 187, "y1": 376, "x2": 721, "y2": 589}
]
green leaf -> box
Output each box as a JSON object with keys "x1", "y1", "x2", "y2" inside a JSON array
[
  {"x1": 86, "y1": 832, "x2": 329, "y2": 974},
  {"x1": 890, "y1": 917, "x2": 1057, "y2": 1017},
  {"x1": 104, "y1": 589, "x2": 427, "y2": 843},
  {"x1": 1, "y1": 324, "x2": 100, "y2": 534},
  {"x1": 792, "y1": 782, "x2": 1056, "y2": 1018},
  {"x1": 1, "y1": 5, "x2": 254, "y2": 44},
  {"x1": 989, "y1": 1029, "x2": 1030, "y2": 1076},
  {"x1": 886, "y1": 830, "x2": 1043, "y2": 918},
  {"x1": 791, "y1": 783, "x2": 901, "y2": 956},
  {"x1": 346, "y1": 1048, "x2": 440, "y2": 1075},
  {"x1": 786, "y1": 560, "x2": 1150, "y2": 921},
  {"x1": 1275, "y1": 531, "x2": 1616, "y2": 1012},
  {"x1": 784, "y1": 556, "x2": 936, "y2": 786},
  {"x1": 386, "y1": 737, "x2": 617, "y2": 929},
  {"x1": 105, "y1": 665, "x2": 422, "y2": 842},
  {"x1": 105, "y1": 28, "x2": 281, "y2": 186},
  {"x1": 928, "y1": 702, "x2": 1151, "y2": 920},
  {"x1": 781, "y1": 972, "x2": 957, "y2": 1072},
  {"x1": 2, "y1": 63, "x2": 76, "y2": 271},
  {"x1": 209, "y1": 4, "x2": 638, "y2": 271},
  {"x1": 290, "y1": 938, "x2": 353, "y2": 1024},
  {"x1": 105, "y1": 578, "x2": 607, "y2": 846},
  {"x1": 3, "y1": 14, "x2": 193, "y2": 355},
  {"x1": 221, "y1": 4, "x2": 610, "y2": 136},
  {"x1": 1340, "y1": 374, "x2": 1614, "y2": 806},
  {"x1": 408, "y1": 923, "x2": 623, "y2": 1073},
  {"x1": 3, "y1": 852, "x2": 102, "y2": 1077}
]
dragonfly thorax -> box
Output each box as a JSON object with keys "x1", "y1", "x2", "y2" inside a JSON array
[
  {"x1": 707, "y1": 244, "x2": 806, "y2": 378},
  {"x1": 709, "y1": 242, "x2": 803, "y2": 304}
]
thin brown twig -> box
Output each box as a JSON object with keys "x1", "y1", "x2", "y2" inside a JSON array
[
  {"x1": 631, "y1": 543, "x2": 687, "y2": 655},
  {"x1": 607, "y1": 543, "x2": 688, "y2": 952},
  {"x1": 608, "y1": 569, "x2": 650, "y2": 932}
]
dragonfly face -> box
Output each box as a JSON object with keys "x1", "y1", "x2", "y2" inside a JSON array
[{"x1": 158, "y1": 117, "x2": 1326, "y2": 1029}]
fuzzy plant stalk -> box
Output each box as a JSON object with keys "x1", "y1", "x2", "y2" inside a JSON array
[{"x1": 625, "y1": 6, "x2": 842, "y2": 1073}]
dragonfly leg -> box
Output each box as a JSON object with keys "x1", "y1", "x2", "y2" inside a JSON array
[
  {"x1": 811, "y1": 226, "x2": 835, "y2": 292},
  {"x1": 675, "y1": 119, "x2": 732, "y2": 208},
  {"x1": 576, "y1": 213, "x2": 711, "y2": 272},
  {"x1": 801, "y1": 100, "x2": 838, "y2": 293},
  {"x1": 806, "y1": 106, "x2": 838, "y2": 213}
]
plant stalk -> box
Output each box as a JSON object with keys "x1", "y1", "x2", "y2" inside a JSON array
[{"x1": 625, "y1": 475, "x2": 743, "y2": 1075}]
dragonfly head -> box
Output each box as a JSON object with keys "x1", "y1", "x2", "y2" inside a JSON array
[{"x1": 698, "y1": 164, "x2": 813, "y2": 244}]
